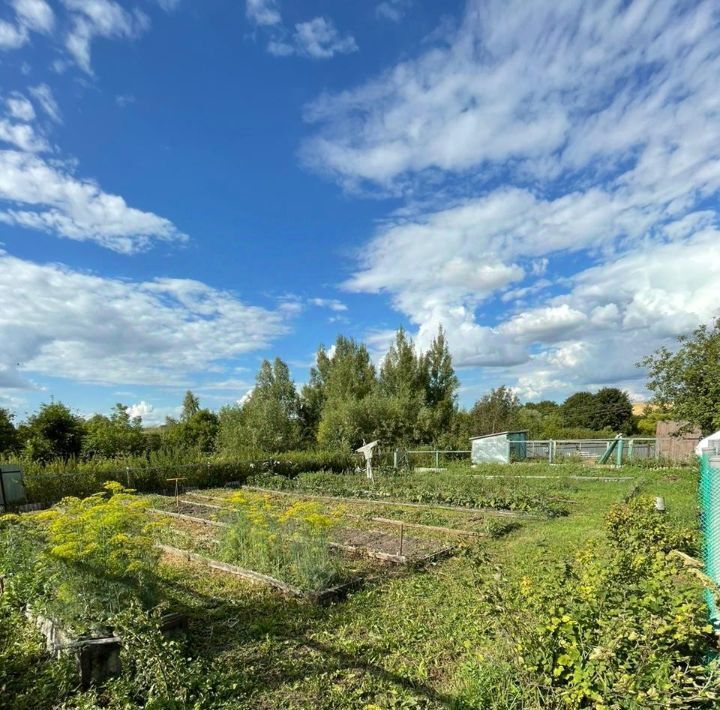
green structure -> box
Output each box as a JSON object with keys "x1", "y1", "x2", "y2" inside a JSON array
[
  {"x1": 700, "y1": 453, "x2": 720, "y2": 628},
  {"x1": 0, "y1": 464, "x2": 27, "y2": 512}
]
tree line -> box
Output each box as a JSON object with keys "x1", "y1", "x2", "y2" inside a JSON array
[{"x1": 2, "y1": 318, "x2": 718, "y2": 464}]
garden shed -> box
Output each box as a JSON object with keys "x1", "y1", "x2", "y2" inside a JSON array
[{"x1": 470, "y1": 431, "x2": 528, "y2": 464}]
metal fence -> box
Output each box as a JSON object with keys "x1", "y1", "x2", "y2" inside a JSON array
[
  {"x1": 395, "y1": 437, "x2": 683, "y2": 468},
  {"x1": 519, "y1": 438, "x2": 657, "y2": 463},
  {"x1": 700, "y1": 452, "x2": 720, "y2": 626}
]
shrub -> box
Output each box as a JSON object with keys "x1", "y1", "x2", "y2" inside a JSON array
[
  {"x1": 1, "y1": 483, "x2": 161, "y2": 634},
  {"x1": 496, "y1": 499, "x2": 719, "y2": 707}
]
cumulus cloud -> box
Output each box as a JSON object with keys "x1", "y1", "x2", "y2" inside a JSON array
[
  {"x1": 315, "y1": 0, "x2": 720, "y2": 399},
  {"x1": 246, "y1": 1, "x2": 356, "y2": 60},
  {"x1": 246, "y1": 0, "x2": 281, "y2": 27},
  {"x1": 0, "y1": 0, "x2": 53, "y2": 51},
  {"x1": 12, "y1": 0, "x2": 54, "y2": 34},
  {"x1": 0, "y1": 19, "x2": 28, "y2": 49},
  {"x1": 6, "y1": 94, "x2": 35, "y2": 122},
  {"x1": 0, "y1": 150, "x2": 186, "y2": 253},
  {"x1": 0, "y1": 119, "x2": 48, "y2": 152},
  {"x1": 0, "y1": 252, "x2": 293, "y2": 389}
]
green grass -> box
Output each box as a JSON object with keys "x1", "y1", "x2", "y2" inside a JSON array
[
  {"x1": 144, "y1": 461, "x2": 704, "y2": 707},
  {"x1": 1, "y1": 460, "x2": 706, "y2": 708}
]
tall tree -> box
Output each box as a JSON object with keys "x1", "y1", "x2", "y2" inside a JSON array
[
  {"x1": 468, "y1": 386, "x2": 520, "y2": 436},
  {"x1": 83, "y1": 403, "x2": 145, "y2": 458},
  {"x1": 0, "y1": 408, "x2": 18, "y2": 455},
  {"x1": 239, "y1": 358, "x2": 300, "y2": 452},
  {"x1": 308, "y1": 337, "x2": 377, "y2": 448},
  {"x1": 561, "y1": 392, "x2": 596, "y2": 429},
  {"x1": 378, "y1": 328, "x2": 424, "y2": 400},
  {"x1": 20, "y1": 402, "x2": 85, "y2": 463},
  {"x1": 422, "y1": 325, "x2": 459, "y2": 436},
  {"x1": 181, "y1": 391, "x2": 201, "y2": 421},
  {"x1": 591, "y1": 388, "x2": 634, "y2": 433},
  {"x1": 640, "y1": 318, "x2": 720, "y2": 435}
]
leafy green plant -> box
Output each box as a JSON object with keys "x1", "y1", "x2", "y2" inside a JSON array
[
  {"x1": 248, "y1": 470, "x2": 568, "y2": 516},
  {"x1": 1, "y1": 483, "x2": 162, "y2": 634},
  {"x1": 220, "y1": 493, "x2": 342, "y2": 591},
  {"x1": 500, "y1": 499, "x2": 719, "y2": 708}
]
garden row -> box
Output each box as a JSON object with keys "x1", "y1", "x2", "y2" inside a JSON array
[{"x1": 245, "y1": 470, "x2": 570, "y2": 516}]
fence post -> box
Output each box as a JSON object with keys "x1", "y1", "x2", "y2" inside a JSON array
[
  {"x1": 435, "y1": 450, "x2": 440, "y2": 469},
  {"x1": 548, "y1": 440, "x2": 554, "y2": 464},
  {"x1": 628, "y1": 439, "x2": 634, "y2": 462},
  {"x1": 125, "y1": 467, "x2": 131, "y2": 487},
  {"x1": 615, "y1": 437, "x2": 624, "y2": 467},
  {"x1": 393, "y1": 449, "x2": 398, "y2": 469}
]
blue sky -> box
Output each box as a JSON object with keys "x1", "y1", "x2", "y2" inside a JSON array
[{"x1": 1, "y1": 0, "x2": 719, "y2": 425}]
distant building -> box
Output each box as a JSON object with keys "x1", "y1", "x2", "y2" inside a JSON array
[
  {"x1": 656, "y1": 420, "x2": 701, "y2": 461},
  {"x1": 470, "y1": 431, "x2": 528, "y2": 464}
]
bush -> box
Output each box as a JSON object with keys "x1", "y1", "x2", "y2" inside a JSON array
[
  {"x1": 18, "y1": 450, "x2": 358, "y2": 505},
  {"x1": 476, "y1": 498, "x2": 720, "y2": 708},
  {"x1": 1, "y1": 483, "x2": 161, "y2": 635}
]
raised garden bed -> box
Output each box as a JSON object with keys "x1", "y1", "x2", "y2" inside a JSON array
[
  {"x1": 24, "y1": 605, "x2": 185, "y2": 689},
  {"x1": 156, "y1": 543, "x2": 363, "y2": 604},
  {"x1": 149, "y1": 500, "x2": 459, "y2": 566}
]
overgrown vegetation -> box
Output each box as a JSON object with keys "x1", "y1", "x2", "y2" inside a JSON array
[
  {"x1": 0, "y1": 462, "x2": 716, "y2": 708},
  {"x1": 0, "y1": 483, "x2": 160, "y2": 635},
  {"x1": 220, "y1": 493, "x2": 342, "y2": 590}
]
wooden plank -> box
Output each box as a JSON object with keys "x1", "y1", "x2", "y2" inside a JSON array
[
  {"x1": 148, "y1": 507, "x2": 228, "y2": 528},
  {"x1": 156, "y1": 543, "x2": 306, "y2": 596},
  {"x1": 327, "y1": 540, "x2": 406, "y2": 564},
  {"x1": 156, "y1": 543, "x2": 362, "y2": 603}
]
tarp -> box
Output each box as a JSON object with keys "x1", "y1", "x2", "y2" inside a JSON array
[{"x1": 696, "y1": 430, "x2": 720, "y2": 456}]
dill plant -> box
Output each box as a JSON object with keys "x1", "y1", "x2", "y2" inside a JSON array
[
  {"x1": 220, "y1": 493, "x2": 342, "y2": 591},
  {"x1": 0, "y1": 482, "x2": 161, "y2": 635}
]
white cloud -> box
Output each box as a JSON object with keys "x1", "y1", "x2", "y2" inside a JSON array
[
  {"x1": 0, "y1": 150, "x2": 186, "y2": 253},
  {"x1": 268, "y1": 16, "x2": 357, "y2": 59},
  {"x1": 309, "y1": 297, "x2": 348, "y2": 312},
  {"x1": 0, "y1": 0, "x2": 53, "y2": 51},
  {"x1": 12, "y1": 0, "x2": 54, "y2": 34},
  {"x1": 155, "y1": 0, "x2": 180, "y2": 12},
  {"x1": 376, "y1": 0, "x2": 412, "y2": 23},
  {"x1": 316, "y1": 0, "x2": 720, "y2": 399},
  {"x1": 29, "y1": 84, "x2": 61, "y2": 123},
  {"x1": 301, "y1": 0, "x2": 720, "y2": 192},
  {"x1": 6, "y1": 94, "x2": 35, "y2": 122},
  {"x1": 0, "y1": 19, "x2": 27, "y2": 49},
  {"x1": 0, "y1": 119, "x2": 48, "y2": 152},
  {"x1": 246, "y1": 0, "x2": 281, "y2": 27},
  {"x1": 61, "y1": 0, "x2": 150, "y2": 73},
  {"x1": 0, "y1": 252, "x2": 293, "y2": 389},
  {"x1": 126, "y1": 400, "x2": 153, "y2": 419}
]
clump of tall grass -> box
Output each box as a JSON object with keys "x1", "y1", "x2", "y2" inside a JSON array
[{"x1": 219, "y1": 494, "x2": 342, "y2": 591}]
